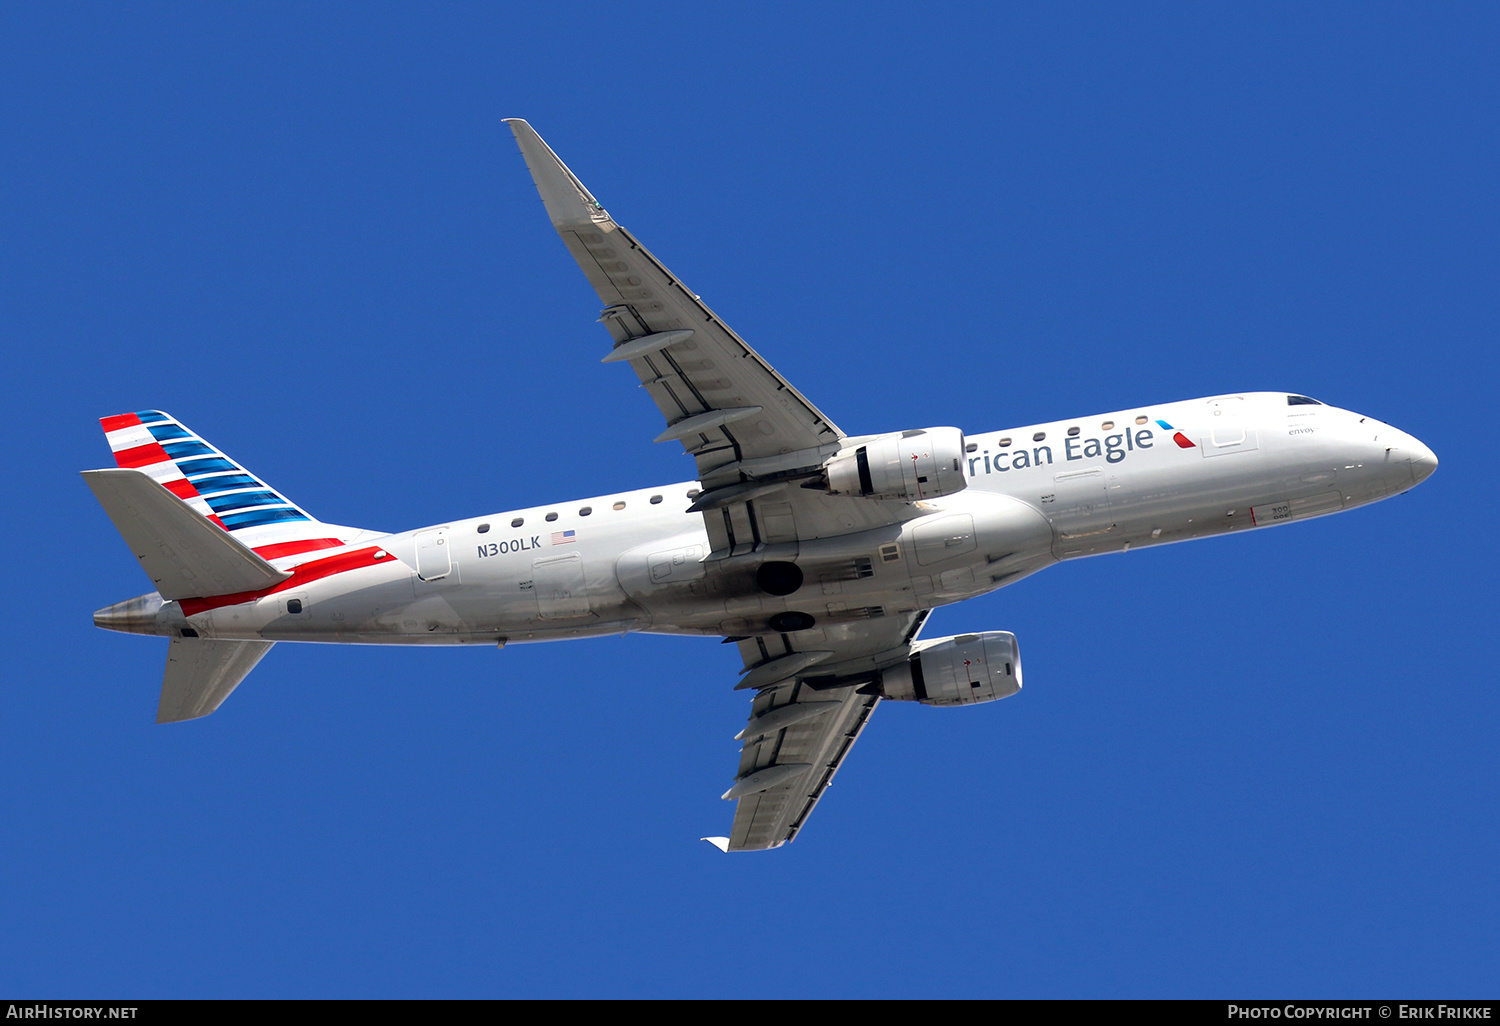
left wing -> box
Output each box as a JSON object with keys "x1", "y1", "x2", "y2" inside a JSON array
[{"x1": 707, "y1": 610, "x2": 931, "y2": 852}]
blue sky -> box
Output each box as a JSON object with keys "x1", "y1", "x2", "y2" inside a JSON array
[{"x1": 2, "y1": 2, "x2": 1496, "y2": 998}]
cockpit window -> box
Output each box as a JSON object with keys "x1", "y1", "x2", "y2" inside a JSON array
[{"x1": 1287, "y1": 395, "x2": 1323, "y2": 406}]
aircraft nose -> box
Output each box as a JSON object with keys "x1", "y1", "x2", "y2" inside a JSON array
[
  {"x1": 1407, "y1": 439, "x2": 1438, "y2": 486},
  {"x1": 1378, "y1": 425, "x2": 1438, "y2": 490}
]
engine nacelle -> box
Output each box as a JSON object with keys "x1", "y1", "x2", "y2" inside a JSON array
[
  {"x1": 880, "y1": 631, "x2": 1022, "y2": 707},
  {"x1": 823, "y1": 427, "x2": 967, "y2": 501}
]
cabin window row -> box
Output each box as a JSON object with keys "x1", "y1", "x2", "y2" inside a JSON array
[
  {"x1": 474, "y1": 490, "x2": 686, "y2": 533},
  {"x1": 966, "y1": 414, "x2": 1154, "y2": 452}
]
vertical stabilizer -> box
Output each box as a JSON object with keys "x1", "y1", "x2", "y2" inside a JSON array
[
  {"x1": 158, "y1": 638, "x2": 275, "y2": 723},
  {"x1": 97, "y1": 410, "x2": 353, "y2": 561}
]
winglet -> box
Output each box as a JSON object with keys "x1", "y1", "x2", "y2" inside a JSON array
[
  {"x1": 701, "y1": 836, "x2": 731, "y2": 853},
  {"x1": 504, "y1": 118, "x2": 609, "y2": 230}
]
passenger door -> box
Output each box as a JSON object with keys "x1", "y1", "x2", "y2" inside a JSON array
[
  {"x1": 414, "y1": 528, "x2": 453, "y2": 582},
  {"x1": 1203, "y1": 397, "x2": 1260, "y2": 457}
]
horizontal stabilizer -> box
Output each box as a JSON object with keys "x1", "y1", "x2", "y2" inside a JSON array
[
  {"x1": 83, "y1": 468, "x2": 290, "y2": 600},
  {"x1": 158, "y1": 637, "x2": 274, "y2": 723}
]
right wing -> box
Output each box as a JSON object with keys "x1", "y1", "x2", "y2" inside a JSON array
[
  {"x1": 506, "y1": 119, "x2": 939, "y2": 558},
  {"x1": 506, "y1": 118, "x2": 844, "y2": 485}
]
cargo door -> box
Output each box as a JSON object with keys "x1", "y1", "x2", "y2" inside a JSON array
[
  {"x1": 1045, "y1": 467, "x2": 1113, "y2": 556},
  {"x1": 533, "y1": 552, "x2": 591, "y2": 619}
]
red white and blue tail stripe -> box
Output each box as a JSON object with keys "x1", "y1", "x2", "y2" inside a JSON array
[{"x1": 99, "y1": 410, "x2": 357, "y2": 561}]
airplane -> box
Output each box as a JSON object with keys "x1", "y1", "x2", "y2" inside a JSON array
[{"x1": 85, "y1": 119, "x2": 1438, "y2": 852}]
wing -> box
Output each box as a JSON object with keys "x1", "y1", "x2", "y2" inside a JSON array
[
  {"x1": 506, "y1": 120, "x2": 935, "y2": 555},
  {"x1": 506, "y1": 119, "x2": 842, "y2": 466},
  {"x1": 707, "y1": 610, "x2": 932, "y2": 852}
]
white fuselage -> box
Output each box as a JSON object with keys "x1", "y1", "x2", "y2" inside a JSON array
[{"x1": 103, "y1": 392, "x2": 1436, "y2": 646}]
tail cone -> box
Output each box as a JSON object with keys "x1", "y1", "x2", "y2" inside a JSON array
[{"x1": 94, "y1": 592, "x2": 164, "y2": 635}]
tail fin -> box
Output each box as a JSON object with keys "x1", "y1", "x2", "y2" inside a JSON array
[
  {"x1": 97, "y1": 410, "x2": 358, "y2": 561},
  {"x1": 158, "y1": 637, "x2": 274, "y2": 723}
]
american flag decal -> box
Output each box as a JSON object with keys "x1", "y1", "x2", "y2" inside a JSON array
[{"x1": 551, "y1": 530, "x2": 576, "y2": 545}]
